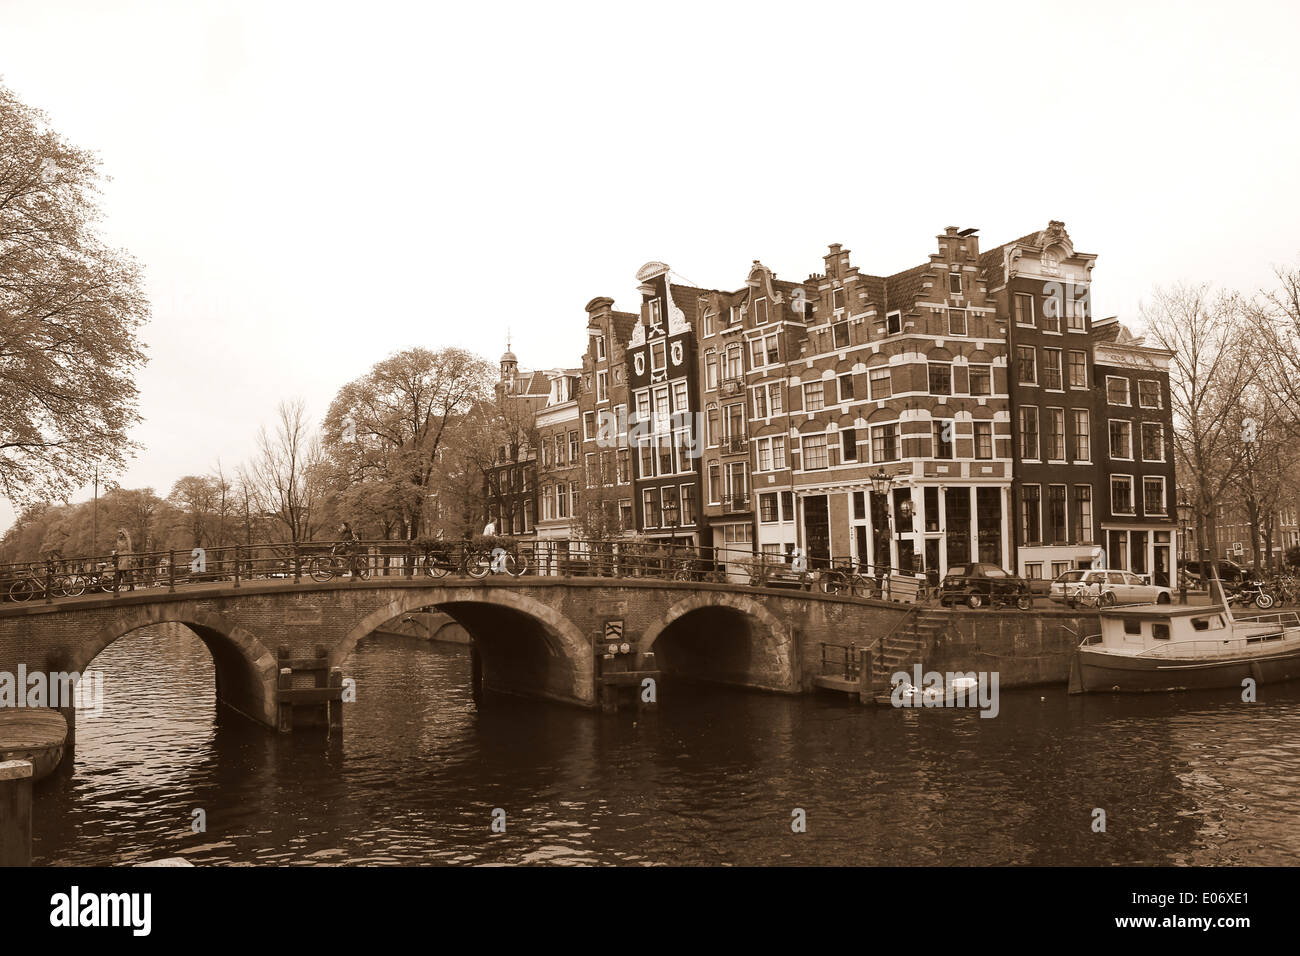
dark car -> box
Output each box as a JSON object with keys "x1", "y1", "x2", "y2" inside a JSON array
[
  {"x1": 1181, "y1": 559, "x2": 1254, "y2": 585},
  {"x1": 939, "y1": 562, "x2": 1034, "y2": 610}
]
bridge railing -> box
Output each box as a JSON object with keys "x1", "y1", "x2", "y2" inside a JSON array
[{"x1": 0, "y1": 537, "x2": 936, "y2": 604}]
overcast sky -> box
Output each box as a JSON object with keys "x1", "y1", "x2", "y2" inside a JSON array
[{"x1": 2, "y1": 0, "x2": 1298, "y2": 534}]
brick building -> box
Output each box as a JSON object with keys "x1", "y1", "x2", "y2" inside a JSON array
[{"x1": 480, "y1": 220, "x2": 1179, "y2": 588}]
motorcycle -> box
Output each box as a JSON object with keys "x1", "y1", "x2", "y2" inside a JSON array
[{"x1": 1227, "y1": 579, "x2": 1275, "y2": 610}]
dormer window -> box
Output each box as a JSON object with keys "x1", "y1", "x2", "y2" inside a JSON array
[
  {"x1": 948, "y1": 271, "x2": 962, "y2": 295},
  {"x1": 832, "y1": 288, "x2": 846, "y2": 312},
  {"x1": 754, "y1": 297, "x2": 768, "y2": 325},
  {"x1": 648, "y1": 299, "x2": 662, "y2": 327}
]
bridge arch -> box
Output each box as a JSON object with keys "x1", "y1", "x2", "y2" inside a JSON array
[
  {"x1": 76, "y1": 605, "x2": 279, "y2": 727},
  {"x1": 642, "y1": 592, "x2": 798, "y2": 693},
  {"x1": 334, "y1": 586, "x2": 594, "y2": 707}
]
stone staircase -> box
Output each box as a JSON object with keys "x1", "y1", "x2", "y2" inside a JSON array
[{"x1": 872, "y1": 606, "x2": 950, "y2": 684}]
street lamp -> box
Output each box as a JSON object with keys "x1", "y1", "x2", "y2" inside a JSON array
[
  {"x1": 1175, "y1": 490, "x2": 1192, "y2": 561},
  {"x1": 663, "y1": 496, "x2": 680, "y2": 551}
]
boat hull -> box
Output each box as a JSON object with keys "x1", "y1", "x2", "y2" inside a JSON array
[{"x1": 1071, "y1": 645, "x2": 1300, "y2": 693}]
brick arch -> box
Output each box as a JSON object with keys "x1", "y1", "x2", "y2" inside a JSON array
[
  {"x1": 641, "y1": 591, "x2": 796, "y2": 692},
  {"x1": 331, "y1": 586, "x2": 594, "y2": 704},
  {"x1": 76, "y1": 604, "x2": 279, "y2": 726}
]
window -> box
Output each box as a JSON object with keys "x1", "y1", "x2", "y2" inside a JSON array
[
  {"x1": 1074, "y1": 485, "x2": 1093, "y2": 544},
  {"x1": 568, "y1": 430, "x2": 579, "y2": 463},
  {"x1": 554, "y1": 435, "x2": 565, "y2": 466},
  {"x1": 933, "y1": 420, "x2": 953, "y2": 459},
  {"x1": 832, "y1": 321, "x2": 850, "y2": 349},
  {"x1": 754, "y1": 297, "x2": 768, "y2": 324},
  {"x1": 1138, "y1": 380, "x2": 1162, "y2": 409},
  {"x1": 651, "y1": 341, "x2": 666, "y2": 371},
  {"x1": 1041, "y1": 297, "x2": 1060, "y2": 333},
  {"x1": 1141, "y1": 422, "x2": 1165, "y2": 462},
  {"x1": 619, "y1": 499, "x2": 634, "y2": 530},
  {"x1": 751, "y1": 333, "x2": 779, "y2": 369},
  {"x1": 703, "y1": 312, "x2": 716, "y2": 337},
  {"x1": 974, "y1": 421, "x2": 993, "y2": 460},
  {"x1": 642, "y1": 489, "x2": 658, "y2": 527},
  {"x1": 557, "y1": 482, "x2": 569, "y2": 519},
  {"x1": 583, "y1": 411, "x2": 596, "y2": 440},
  {"x1": 617, "y1": 448, "x2": 630, "y2": 484},
  {"x1": 755, "y1": 435, "x2": 786, "y2": 471},
  {"x1": 1111, "y1": 476, "x2": 1134, "y2": 514},
  {"x1": 886, "y1": 311, "x2": 902, "y2": 335},
  {"x1": 1143, "y1": 477, "x2": 1167, "y2": 515},
  {"x1": 595, "y1": 334, "x2": 606, "y2": 360},
  {"x1": 969, "y1": 364, "x2": 992, "y2": 396},
  {"x1": 802, "y1": 434, "x2": 829, "y2": 470},
  {"x1": 803, "y1": 381, "x2": 825, "y2": 412},
  {"x1": 1109, "y1": 419, "x2": 1133, "y2": 460},
  {"x1": 1066, "y1": 290, "x2": 1088, "y2": 330},
  {"x1": 638, "y1": 442, "x2": 654, "y2": 479},
  {"x1": 752, "y1": 382, "x2": 783, "y2": 418},
  {"x1": 869, "y1": 366, "x2": 892, "y2": 399},
  {"x1": 654, "y1": 387, "x2": 670, "y2": 428},
  {"x1": 708, "y1": 464, "x2": 721, "y2": 503},
  {"x1": 681, "y1": 484, "x2": 697, "y2": 525},
  {"x1": 1022, "y1": 484, "x2": 1041, "y2": 544},
  {"x1": 1014, "y1": 293, "x2": 1035, "y2": 326},
  {"x1": 832, "y1": 288, "x2": 846, "y2": 312},
  {"x1": 928, "y1": 362, "x2": 952, "y2": 395},
  {"x1": 1042, "y1": 349, "x2": 1063, "y2": 390},
  {"x1": 1067, "y1": 350, "x2": 1087, "y2": 388},
  {"x1": 871, "y1": 423, "x2": 898, "y2": 462},
  {"x1": 841, "y1": 428, "x2": 858, "y2": 462},
  {"x1": 752, "y1": 386, "x2": 768, "y2": 419},
  {"x1": 948, "y1": 309, "x2": 967, "y2": 336},
  {"x1": 672, "y1": 380, "x2": 689, "y2": 414},
  {"x1": 1072, "y1": 409, "x2": 1091, "y2": 461},
  {"x1": 1046, "y1": 408, "x2": 1065, "y2": 461},
  {"x1": 837, "y1": 373, "x2": 854, "y2": 403},
  {"x1": 1046, "y1": 485, "x2": 1067, "y2": 545},
  {"x1": 648, "y1": 299, "x2": 662, "y2": 326},
  {"x1": 1020, "y1": 406, "x2": 1040, "y2": 460},
  {"x1": 724, "y1": 344, "x2": 743, "y2": 380},
  {"x1": 759, "y1": 493, "x2": 779, "y2": 522},
  {"x1": 705, "y1": 350, "x2": 718, "y2": 390},
  {"x1": 1106, "y1": 376, "x2": 1130, "y2": 405},
  {"x1": 948, "y1": 271, "x2": 962, "y2": 295},
  {"x1": 1017, "y1": 346, "x2": 1038, "y2": 385}
]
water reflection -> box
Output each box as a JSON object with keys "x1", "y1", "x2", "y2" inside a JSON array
[{"x1": 30, "y1": 623, "x2": 1300, "y2": 865}]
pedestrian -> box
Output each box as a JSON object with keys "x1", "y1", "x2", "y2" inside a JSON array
[{"x1": 114, "y1": 529, "x2": 136, "y2": 591}]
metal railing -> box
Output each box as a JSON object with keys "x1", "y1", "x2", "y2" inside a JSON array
[{"x1": 0, "y1": 538, "x2": 947, "y2": 606}]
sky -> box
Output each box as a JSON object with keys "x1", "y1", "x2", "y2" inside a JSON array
[{"x1": 2, "y1": 0, "x2": 1299, "y2": 534}]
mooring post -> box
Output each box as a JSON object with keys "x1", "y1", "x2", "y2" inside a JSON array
[
  {"x1": 0, "y1": 760, "x2": 34, "y2": 867},
  {"x1": 328, "y1": 668, "x2": 343, "y2": 732}
]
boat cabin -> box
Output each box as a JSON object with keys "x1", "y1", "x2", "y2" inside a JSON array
[{"x1": 1092, "y1": 605, "x2": 1295, "y2": 657}]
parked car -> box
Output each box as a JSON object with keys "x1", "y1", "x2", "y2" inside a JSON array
[
  {"x1": 1049, "y1": 568, "x2": 1173, "y2": 606},
  {"x1": 939, "y1": 563, "x2": 1033, "y2": 609},
  {"x1": 1180, "y1": 559, "x2": 1255, "y2": 585}
]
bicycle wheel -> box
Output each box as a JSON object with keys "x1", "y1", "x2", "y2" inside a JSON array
[
  {"x1": 309, "y1": 556, "x2": 335, "y2": 583},
  {"x1": 62, "y1": 574, "x2": 87, "y2": 597},
  {"x1": 424, "y1": 556, "x2": 450, "y2": 579},
  {"x1": 9, "y1": 578, "x2": 37, "y2": 602},
  {"x1": 505, "y1": 552, "x2": 529, "y2": 578},
  {"x1": 852, "y1": 575, "x2": 876, "y2": 599},
  {"x1": 821, "y1": 570, "x2": 847, "y2": 594},
  {"x1": 465, "y1": 550, "x2": 492, "y2": 579}
]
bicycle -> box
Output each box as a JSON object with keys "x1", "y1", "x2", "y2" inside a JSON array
[
  {"x1": 464, "y1": 546, "x2": 529, "y2": 578},
  {"x1": 309, "y1": 549, "x2": 370, "y2": 583},
  {"x1": 8, "y1": 566, "x2": 87, "y2": 602},
  {"x1": 1065, "y1": 582, "x2": 1116, "y2": 609},
  {"x1": 818, "y1": 560, "x2": 876, "y2": 598}
]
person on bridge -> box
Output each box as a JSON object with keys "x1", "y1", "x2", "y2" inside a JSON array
[
  {"x1": 113, "y1": 529, "x2": 136, "y2": 592},
  {"x1": 333, "y1": 522, "x2": 363, "y2": 578}
]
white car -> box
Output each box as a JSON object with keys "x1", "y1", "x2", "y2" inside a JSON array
[{"x1": 1049, "y1": 569, "x2": 1173, "y2": 607}]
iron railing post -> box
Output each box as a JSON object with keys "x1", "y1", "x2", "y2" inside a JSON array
[
  {"x1": 234, "y1": 546, "x2": 241, "y2": 589},
  {"x1": 112, "y1": 552, "x2": 119, "y2": 598},
  {"x1": 168, "y1": 550, "x2": 175, "y2": 593}
]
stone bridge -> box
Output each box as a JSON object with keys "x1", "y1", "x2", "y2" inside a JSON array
[{"x1": 0, "y1": 577, "x2": 926, "y2": 735}]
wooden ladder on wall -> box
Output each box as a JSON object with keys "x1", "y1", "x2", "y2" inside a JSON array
[{"x1": 276, "y1": 645, "x2": 343, "y2": 733}]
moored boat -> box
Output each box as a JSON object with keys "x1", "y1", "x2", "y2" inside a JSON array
[
  {"x1": 0, "y1": 709, "x2": 68, "y2": 780},
  {"x1": 1068, "y1": 598, "x2": 1300, "y2": 694}
]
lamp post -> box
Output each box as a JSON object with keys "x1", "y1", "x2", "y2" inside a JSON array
[
  {"x1": 869, "y1": 470, "x2": 894, "y2": 589},
  {"x1": 1175, "y1": 490, "x2": 1192, "y2": 603}
]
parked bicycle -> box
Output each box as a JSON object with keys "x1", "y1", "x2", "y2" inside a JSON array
[
  {"x1": 309, "y1": 550, "x2": 370, "y2": 583},
  {"x1": 8, "y1": 564, "x2": 87, "y2": 602},
  {"x1": 464, "y1": 545, "x2": 529, "y2": 578},
  {"x1": 818, "y1": 559, "x2": 876, "y2": 598},
  {"x1": 1065, "y1": 581, "x2": 1116, "y2": 609}
]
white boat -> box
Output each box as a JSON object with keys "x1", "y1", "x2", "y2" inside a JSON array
[{"x1": 1068, "y1": 581, "x2": 1300, "y2": 694}]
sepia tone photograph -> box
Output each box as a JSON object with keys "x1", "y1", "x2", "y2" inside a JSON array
[{"x1": 0, "y1": 0, "x2": 1294, "y2": 939}]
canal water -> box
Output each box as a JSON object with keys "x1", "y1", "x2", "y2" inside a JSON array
[{"x1": 31, "y1": 623, "x2": 1300, "y2": 866}]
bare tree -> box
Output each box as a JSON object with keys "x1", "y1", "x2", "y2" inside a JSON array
[
  {"x1": 246, "y1": 399, "x2": 327, "y2": 542},
  {"x1": 1143, "y1": 283, "x2": 1267, "y2": 582}
]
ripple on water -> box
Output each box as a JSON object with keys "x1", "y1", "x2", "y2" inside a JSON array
[{"x1": 29, "y1": 623, "x2": 1300, "y2": 865}]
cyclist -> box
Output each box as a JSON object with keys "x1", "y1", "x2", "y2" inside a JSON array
[{"x1": 332, "y1": 522, "x2": 363, "y2": 578}]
